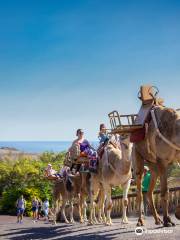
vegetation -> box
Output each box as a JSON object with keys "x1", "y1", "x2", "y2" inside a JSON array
[
  {"x1": 0, "y1": 151, "x2": 179, "y2": 216},
  {"x1": 0, "y1": 152, "x2": 65, "y2": 216}
]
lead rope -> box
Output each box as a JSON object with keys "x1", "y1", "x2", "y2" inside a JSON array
[{"x1": 151, "y1": 109, "x2": 180, "y2": 151}]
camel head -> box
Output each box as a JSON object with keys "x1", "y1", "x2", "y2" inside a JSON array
[{"x1": 109, "y1": 133, "x2": 132, "y2": 162}]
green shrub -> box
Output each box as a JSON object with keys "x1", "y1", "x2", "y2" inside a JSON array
[{"x1": 0, "y1": 151, "x2": 65, "y2": 216}]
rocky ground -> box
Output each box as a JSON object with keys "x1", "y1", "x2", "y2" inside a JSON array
[{"x1": 0, "y1": 215, "x2": 179, "y2": 240}]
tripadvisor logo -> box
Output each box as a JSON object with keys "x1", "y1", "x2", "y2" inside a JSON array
[
  {"x1": 135, "y1": 227, "x2": 144, "y2": 236},
  {"x1": 135, "y1": 227, "x2": 173, "y2": 235}
]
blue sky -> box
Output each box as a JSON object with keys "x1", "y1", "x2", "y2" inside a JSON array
[{"x1": 0, "y1": 0, "x2": 180, "y2": 141}]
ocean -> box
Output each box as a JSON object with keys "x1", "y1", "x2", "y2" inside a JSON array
[{"x1": 0, "y1": 141, "x2": 98, "y2": 153}]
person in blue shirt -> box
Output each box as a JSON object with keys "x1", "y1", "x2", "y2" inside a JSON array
[{"x1": 98, "y1": 124, "x2": 109, "y2": 145}]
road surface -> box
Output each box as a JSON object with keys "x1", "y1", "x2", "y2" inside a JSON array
[{"x1": 0, "y1": 215, "x2": 179, "y2": 240}]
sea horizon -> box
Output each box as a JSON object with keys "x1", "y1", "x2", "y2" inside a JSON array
[{"x1": 0, "y1": 141, "x2": 98, "y2": 154}]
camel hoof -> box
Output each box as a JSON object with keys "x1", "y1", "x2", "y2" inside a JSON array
[
  {"x1": 155, "y1": 221, "x2": 161, "y2": 225},
  {"x1": 105, "y1": 222, "x2": 112, "y2": 226},
  {"x1": 137, "y1": 218, "x2": 144, "y2": 226},
  {"x1": 98, "y1": 218, "x2": 103, "y2": 223},
  {"x1": 163, "y1": 216, "x2": 176, "y2": 227},
  {"x1": 105, "y1": 220, "x2": 113, "y2": 226},
  {"x1": 155, "y1": 218, "x2": 163, "y2": 225},
  {"x1": 88, "y1": 221, "x2": 94, "y2": 225},
  {"x1": 65, "y1": 220, "x2": 69, "y2": 224},
  {"x1": 122, "y1": 219, "x2": 129, "y2": 224},
  {"x1": 164, "y1": 222, "x2": 172, "y2": 227}
]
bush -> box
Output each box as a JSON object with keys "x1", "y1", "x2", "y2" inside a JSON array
[{"x1": 0, "y1": 151, "x2": 65, "y2": 216}]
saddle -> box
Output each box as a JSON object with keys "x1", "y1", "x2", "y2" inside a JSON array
[{"x1": 108, "y1": 85, "x2": 164, "y2": 143}]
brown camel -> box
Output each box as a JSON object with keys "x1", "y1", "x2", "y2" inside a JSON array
[
  {"x1": 52, "y1": 172, "x2": 91, "y2": 224},
  {"x1": 134, "y1": 106, "x2": 180, "y2": 227}
]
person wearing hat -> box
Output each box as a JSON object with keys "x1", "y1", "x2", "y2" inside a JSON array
[
  {"x1": 44, "y1": 164, "x2": 60, "y2": 180},
  {"x1": 142, "y1": 166, "x2": 151, "y2": 216}
]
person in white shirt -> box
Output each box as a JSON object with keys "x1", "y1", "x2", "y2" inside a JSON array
[
  {"x1": 42, "y1": 199, "x2": 49, "y2": 222},
  {"x1": 44, "y1": 164, "x2": 59, "y2": 180}
]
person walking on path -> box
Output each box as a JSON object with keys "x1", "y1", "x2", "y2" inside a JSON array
[
  {"x1": 32, "y1": 197, "x2": 39, "y2": 223},
  {"x1": 16, "y1": 195, "x2": 26, "y2": 224},
  {"x1": 142, "y1": 166, "x2": 151, "y2": 216},
  {"x1": 37, "y1": 200, "x2": 42, "y2": 220},
  {"x1": 43, "y1": 199, "x2": 49, "y2": 223}
]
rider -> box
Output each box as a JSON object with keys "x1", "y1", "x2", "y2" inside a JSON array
[
  {"x1": 97, "y1": 124, "x2": 109, "y2": 158},
  {"x1": 98, "y1": 124, "x2": 109, "y2": 145},
  {"x1": 44, "y1": 164, "x2": 61, "y2": 180},
  {"x1": 69, "y1": 129, "x2": 98, "y2": 172}
]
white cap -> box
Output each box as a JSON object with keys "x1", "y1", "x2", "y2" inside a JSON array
[{"x1": 144, "y1": 166, "x2": 149, "y2": 171}]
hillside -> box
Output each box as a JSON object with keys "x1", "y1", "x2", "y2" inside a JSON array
[{"x1": 0, "y1": 147, "x2": 39, "y2": 160}]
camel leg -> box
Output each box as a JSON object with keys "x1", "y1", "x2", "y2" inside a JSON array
[
  {"x1": 52, "y1": 200, "x2": 57, "y2": 225},
  {"x1": 89, "y1": 195, "x2": 97, "y2": 225},
  {"x1": 83, "y1": 199, "x2": 88, "y2": 222},
  {"x1": 135, "y1": 149, "x2": 145, "y2": 226},
  {"x1": 105, "y1": 187, "x2": 113, "y2": 226},
  {"x1": 69, "y1": 199, "x2": 75, "y2": 224},
  {"x1": 89, "y1": 174, "x2": 98, "y2": 225},
  {"x1": 79, "y1": 193, "x2": 87, "y2": 223},
  {"x1": 97, "y1": 188, "x2": 106, "y2": 223},
  {"x1": 78, "y1": 194, "x2": 84, "y2": 224},
  {"x1": 122, "y1": 179, "x2": 131, "y2": 224},
  {"x1": 147, "y1": 166, "x2": 163, "y2": 225},
  {"x1": 61, "y1": 199, "x2": 69, "y2": 224},
  {"x1": 159, "y1": 164, "x2": 175, "y2": 227}
]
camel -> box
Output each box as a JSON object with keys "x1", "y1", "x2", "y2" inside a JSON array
[
  {"x1": 52, "y1": 172, "x2": 91, "y2": 224},
  {"x1": 134, "y1": 106, "x2": 180, "y2": 227},
  {"x1": 89, "y1": 135, "x2": 132, "y2": 225}
]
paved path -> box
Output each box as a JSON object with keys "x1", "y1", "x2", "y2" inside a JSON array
[{"x1": 0, "y1": 215, "x2": 179, "y2": 240}]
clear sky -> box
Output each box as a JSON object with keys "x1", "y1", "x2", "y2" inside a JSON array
[{"x1": 0, "y1": 0, "x2": 180, "y2": 141}]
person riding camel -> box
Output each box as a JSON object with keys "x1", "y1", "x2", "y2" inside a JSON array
[
  {"x1": 44, "y1": 164, "x2": 62, "y2": 180},
  {"x1": 69, "y1": 129, "x2": 98, "y2": 172},
  {"x1": 97, "y1": 124, "x2": 109, "y2": 158},
  {"x1": 98, "y1": 124, "x2": 109, "y2": 145},
  {"x1": 58, "y1": 165, "x2": 71, "y2": 178}
]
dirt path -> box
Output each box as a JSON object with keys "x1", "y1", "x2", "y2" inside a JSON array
[{"x1": 0, "y1": 215, "x2": 179, "y2": 240}]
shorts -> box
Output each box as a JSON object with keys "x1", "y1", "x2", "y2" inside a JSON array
[
  {"x1": 32, "y1": 207, "x2": 38, "y2": 212},
  {"x1": 17, "y1": 208, "x2": 24, "y2": 215}
]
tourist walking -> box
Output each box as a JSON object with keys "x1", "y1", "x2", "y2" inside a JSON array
[
  {"x1": 32, "y1": 197, "x2": 39, "y2": 223},
  {"x1": 43, "y1": 199, "x2": 49, "y2": 222},
  {"x1": 16, "y1": 195, "x2": 26, "y2": 224},
  {"x1": 37, "y1": 200, "x2": 42, "y2": 219}
]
